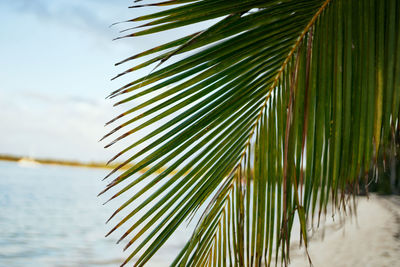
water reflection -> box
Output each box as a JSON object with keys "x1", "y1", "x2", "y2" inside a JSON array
[{"x1": 0, "y1": 162, "x2": 193, "y2": 266}]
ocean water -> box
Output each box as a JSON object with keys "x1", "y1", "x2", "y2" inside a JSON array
[{"x1": 0, "y1": 161, "x2": 194, "y2": 267}]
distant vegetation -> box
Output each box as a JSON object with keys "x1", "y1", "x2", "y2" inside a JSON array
[
  {"x1": 0, "y1": 154, "x2": 175, "y2": 175},
  {"x1": 0, "y1": 154, "x2": 121, "y2": 169}
]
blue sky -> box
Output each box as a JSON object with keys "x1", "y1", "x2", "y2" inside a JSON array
[{"x1": 0, "y1": 0, "x2": 170, "y2": 162}]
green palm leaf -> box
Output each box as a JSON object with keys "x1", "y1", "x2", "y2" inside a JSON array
[{"x1": 101, "y1": 0, "x2": 400, "y2": 266}]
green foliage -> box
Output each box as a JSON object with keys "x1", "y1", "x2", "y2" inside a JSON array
[
  {"x1": 366, "y1": 128, "x2": 400, "y2": 195},
  {"x1": 101, "y1": 0, "x2": 400, "y2": 266}
]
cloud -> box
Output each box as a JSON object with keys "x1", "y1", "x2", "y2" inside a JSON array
[
  {"x1": 11, "y1": 0, "x2": 50, "y2": 17},
  {"x1": 1, "y1": 0, "x2": 118, "y2": 40},
  {"x1": 0, "y1": 0, "x2": 174, "y2": 162},
  {"x1": 22, "y1": 91, "x2": 98, "y2": 106},
  {"x1": 0, "y1": 89, "x2": 158, "y2": 162},
  {"x1": 0, "y1": 89, "x2": 112, "y2": 161}
]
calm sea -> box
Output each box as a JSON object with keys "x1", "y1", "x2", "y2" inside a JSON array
[{"x1": 0, "y1": 161, "x2": 194, "y2": 267}]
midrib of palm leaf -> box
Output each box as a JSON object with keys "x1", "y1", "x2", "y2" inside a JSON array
[{"x1": 100, "y1": 0, "x2": 400, "y2": 266}]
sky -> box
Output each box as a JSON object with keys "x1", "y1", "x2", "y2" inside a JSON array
[{"x1": 0, "y1": 0, "x2": 177, "y2": 162}]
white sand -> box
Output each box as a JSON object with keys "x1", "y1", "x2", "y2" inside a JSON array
[{"x1": 289, "y1": 195, "x2": 400, "y2": 267}]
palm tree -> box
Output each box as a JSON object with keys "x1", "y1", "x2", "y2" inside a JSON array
[{"x1": 100, "y1": 0, "x2": 400, "y2": 266}]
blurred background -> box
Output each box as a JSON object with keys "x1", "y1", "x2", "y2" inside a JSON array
[{"x1": 0, "y1": 1, "x2": 197, "y2": 266}]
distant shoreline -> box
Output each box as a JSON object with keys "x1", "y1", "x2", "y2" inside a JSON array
[
  {"x1": 0, "y1": 154, "x2": 128, "y2": 170},
  {"x1": 0, "y1": 154, "x2": 174, "y2": 174}
]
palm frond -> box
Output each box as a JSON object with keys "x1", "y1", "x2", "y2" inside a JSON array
[{"x1": 101, "y1": 0, "x2": 400, "y2": 266}]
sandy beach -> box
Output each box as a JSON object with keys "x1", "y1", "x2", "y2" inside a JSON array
[{"x1": 290, "y1": 195, "x2": 400, "y2": 267}]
